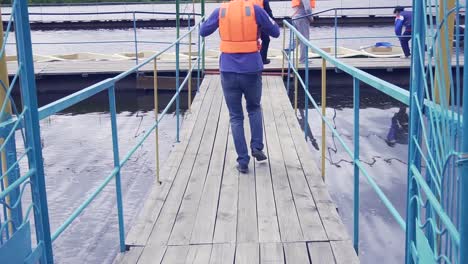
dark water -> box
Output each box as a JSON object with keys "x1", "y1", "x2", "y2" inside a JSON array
[{"x1": 293, "y1": 83, "x2": 408, "y2": 264}]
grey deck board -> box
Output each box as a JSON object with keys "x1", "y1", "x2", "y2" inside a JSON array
[
  {"x1": 260, "y1": 243, "x2": 284, "y2": 264},
  {"x1": 185, "y1": 245, "x2": 213, "y2": 264},
  {"x1": 212, "y1": 133, "x2": 239, "y2": 244},
  {"x1": 189, "y1": 102, "x2": 230, "y2": 244},
  {"x1": 235, "y1": 243, "x2": 260, "y2": 264},
  {"x1": 116, "y1": 75, "x2": 358, "y2": 264},
  {"x1": 308, "y1": 242, "x2": 335, "y2": 264},
  {"x1": 267, "y1": 78, "x2": 328, "y2": 242},
  {"x1": 331, "y1": 240, "x2": 360, "y2": 264},
  {"x1": 262, "y1": 80, "x2": 304, "y2": 242},
  {"x1": 125, "y1": 76, "x2": 214, "y2": 246},
  {"x1": 161, "y1": 245, "x2": 190, "y2": 264},
  {"x1": 255, "y1": 121, "x2": 281, "y2": 243},
  {"x1": 209, "y1": 243, "x2": 236, "y2": 264},
  {"x1": 168, "y1": 88, "x2": 224, "y2": 245},
  {"x1": 283, "y1": 242, "x2": 310, "y2": 264}
]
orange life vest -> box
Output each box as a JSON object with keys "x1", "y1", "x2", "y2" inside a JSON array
[
  {"x1": 291, "y1": 0, "x2": 316, "y2": 9},
  {"x1": 219, "y1": 0, "x2": 259, "y2": 53}
]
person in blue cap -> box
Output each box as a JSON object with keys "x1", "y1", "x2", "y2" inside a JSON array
[{"x1": 394, "y1": 6, "x2": 412, "y2": 58}]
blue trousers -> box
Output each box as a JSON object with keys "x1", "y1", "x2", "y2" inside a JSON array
[
  {"x1": 221, "y1": 72, "x2": 264, "y2": 166},
  {"x1": 399, "y1": 31, "x2": 412, "y2": 57}
]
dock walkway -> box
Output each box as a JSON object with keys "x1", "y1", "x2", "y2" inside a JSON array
[{"x1": 114, "y1": 75, "x2": 358, "y2": 264}]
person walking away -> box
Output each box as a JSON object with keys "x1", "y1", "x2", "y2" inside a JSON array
[
  {"x1": 292, "y1": 0, "x2": 315, "y2": 64},
  {"x1": 254, "y1": 0, "x2": 275, "y2": 64},
  {"x1": 394, "y1": 6, "x2": 412, "y2": 58},
  {"x1": 200, "y1": 0, "x2": 280, "y2": 173},
  {"x1": 386, "y1": 107, "x2": 409, "y2": 147}
]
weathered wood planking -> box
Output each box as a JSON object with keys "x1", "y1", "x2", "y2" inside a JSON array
[
  {"x1": 189, "y1": 102, "x2": 230, "y2": 245},
  {"x1": 308, "y1": 242, "x2": 335, "y2": 264},
  {"x1": 114, "y1": 75, "x2": 359, "y2": 264},
  {"x1": 269, "y1": 76, "x2": 350, "y2": 241},
  {"x1": 266, "y1": 77, "x2": 328, "y2": 242},
  {"x1": 124, "y1": 76, "x2": 214, "y2": 247},
  {"x1": 261, "y1": 80, "x2": 304, "y2": 242},
  {"x1": 283, "y1": 242, "x2": 310, "y2": 263},
  {"x1": 168, "y1": 88, "x2": 224, "y2": 245}
]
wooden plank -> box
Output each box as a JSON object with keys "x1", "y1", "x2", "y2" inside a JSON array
[
  {"x1": 270, "y1": 76, "x2": 332, "y2": 203},
  {"x1": 124, "y1": 75, "x2": 215, "y2": 250},
  {"x1": 235, "y1": 243, "x2": 260, "y2": 264},
  {"x1": 209, "y1": 243, "x2": 236, "y2": 264},
  {"x1": 330, "y1": 240, "x2": 359, "y2": 264},
  {"x1": 137, "y1": 77, "x2": 219, "y2": 259},
  {"x1": 212, "y1": 134, "x2": 240, "y2": 243},
  {"x1": 190, "y1": 102, "x2": 230, "y2": 244},
  {"x1": 283, "y1": 242, "x2": 310, "y2": 264},
  {"x1": 114, "y1": 246, "x2": 144, "y2": 264},
  {"x1": 261, "y1": 77, "x2": 303, "y2": 242},
  {"x1": 236, "y1": 115, "x2": 259, "y2": 243},
  {"x1": 161, "y1": 245, "x2": 190, "y2": 264},
  {"x1": 255, "y1": 96, "x2": 281, "y2": 243},
  {"x1": 269, "y1": 76, "x2": 349, "y2": 241},
  {"x1": 168, "y1": 88, "x2": 224, "y2": 245},
  {"x1": 184, "y1": 244, "x2": 213, "y2": 264},
  {"x1": 260, "y1": 243, "x2": 284, "y2": 264},
  {"x1": 266, "y1": 77, "x2": 327, "y2": 242},
  {"x1": 135, "y1": 245, "x2": 167, "y2": 264},
  {"x1": 307, "y1": 242, "x2": 335, "y2": 264}
]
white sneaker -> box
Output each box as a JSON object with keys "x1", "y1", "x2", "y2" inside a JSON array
[{"x1": 400, "y1": 55, "x2": 410, "y2": 59}]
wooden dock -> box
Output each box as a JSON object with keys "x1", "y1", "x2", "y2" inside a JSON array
[
  {"x1": 6, "y1": 57, "x2": 424, "y2": 76},
  {"x1": 114, "y1": 75, "x2": 359, "y2": 264}
]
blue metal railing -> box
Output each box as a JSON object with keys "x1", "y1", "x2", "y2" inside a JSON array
[
  {"x1": 283, "y1": 0, "x2": 466, "y2": 261},
  {"x1": 0, "y1": 0, "x2": 205, "y2": 262}
]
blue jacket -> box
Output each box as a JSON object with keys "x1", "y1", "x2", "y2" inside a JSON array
[
  {"x1": 200, "y1": 5, "x2": 280, "y2": 73},
  {"x1": 395, "y1": 10, "x2": 412, "y2": 36}
]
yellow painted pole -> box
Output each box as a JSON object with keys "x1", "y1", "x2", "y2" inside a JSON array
[
  {"x1": 294, "y1": 35, "x2": 299, "y2": 112},
  {"x1": 321, "y1": 59, "x2": 327, "y2": 180},
  {"x1": 153, "y1": 59, "x2": 161, "y2": 184},
  {"x1": 0, "y1": 7, "x2": 13, "y2": 235},
  {"x1": 188, "y1": 24, "x2": 192, "y2": 111},
  {"x1": 281, "y1": 24, "x2": 286, "y2": 77},
  {"x1": 434, "y1": 0, "x2": 455, "y2": 105}
]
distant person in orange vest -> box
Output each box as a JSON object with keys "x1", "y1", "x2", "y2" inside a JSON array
[
  {"x1": 200, "y1": 0, "x2": 280, "y2": 173},
  {"x1": 292, "y1": 0, "x2": 315, "y2": 63},
  {"x1": 254, "y1": 0, "x2": 275, "y2": 64}
]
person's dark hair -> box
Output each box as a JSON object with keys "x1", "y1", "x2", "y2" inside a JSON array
[{"x1": 394, "y1": 6, "x2": 405, "y2": 14}]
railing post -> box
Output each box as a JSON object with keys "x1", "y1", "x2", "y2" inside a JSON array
[
  {"x1": 321, "y1": 58, "x2": 327, "y2": 180},
  {"x1": 294, "y1": 35, "x2": 299, "y2": 112},
  {"x1": 459, "y1": 0, "x2": 468, "y2": 262},
  {"x1": 197, "y1": 23, "x2": 201, "y2": 92},
  {"x1": 281, "y1": 24, "x2": 287, "y2": 77},
  {"x1": 133, "y1": 12, "x2": 139, "y2": 66},
  {"x1": 188, "y1": 15, "x2": 192, "y2": 111},
  {"x1": 334, "y1": 9, "x2": 338, "y2": 58},
  {"x1": 175, "y1": 0, "x2": 180, "y2": 143},
  {"x1": 14, "y1": 0, "x2": 53, "y2": 261},
  {"x1": 353, "y1": 77, "x2": 360, "y2": 253},
  {"x1": 304, "y1": 46, "x2": 309, "y2": 139},
  {"x1": 154, "y1": 59, "x2": 161, "y2": 184},
  {"x1": 405, "y1": 0, "x2": 425, "y2": 261},
  {"x1": 286, "y1": 28, "x2": 293, "y2": 94},
  {"x1": 201, "y1": 0, "x2": 206, "y2": 72},
  {"x1": 108, "y1": 84, "x2": 126, "y2": 253}
]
